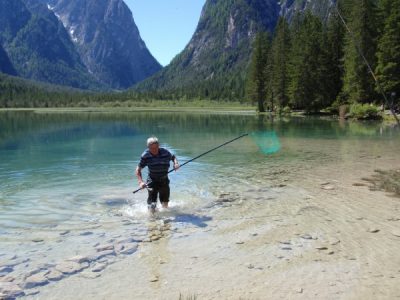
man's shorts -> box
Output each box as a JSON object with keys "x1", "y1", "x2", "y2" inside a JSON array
[{"x1": 146, "y1": 178, "x2": 170, "y2": 205}]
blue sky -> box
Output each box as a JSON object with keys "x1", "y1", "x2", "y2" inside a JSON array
[{"x1": 124, "y1": 0, "x2": 206, "y2": 66}]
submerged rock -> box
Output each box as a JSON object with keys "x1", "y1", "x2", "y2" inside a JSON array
[
  {"x1": 46, "y1": 270, "x2": 64, "y2": 281},
  {"x1": 55, "y1": 261, "x2": 87, "y2": 275},
  {"x1": 23, "y1": 273, "x2": 49, "y2": 289},
  {"x1": 0, "y1": 282, "x2": 25, "y2": 298}
]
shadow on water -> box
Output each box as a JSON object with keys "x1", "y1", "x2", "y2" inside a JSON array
[{"x1": 171, "y1": 214, "x2": 212, "y2": 228}]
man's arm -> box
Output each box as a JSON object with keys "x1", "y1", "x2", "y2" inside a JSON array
[
  {"x1": 172, "y1": 155, "x2": 180, "y2": 171},
  {"x1": 135, "y1": 166, "x2": 146, "y2": 188}
]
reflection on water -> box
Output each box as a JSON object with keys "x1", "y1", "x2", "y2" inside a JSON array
[{"x1": 0, "y1": 110, "x2": 399, "y2": 287}]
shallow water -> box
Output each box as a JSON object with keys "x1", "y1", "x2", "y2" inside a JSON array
[{"x1": 0, "y1": 110, "x2": 399, "y2": 296}]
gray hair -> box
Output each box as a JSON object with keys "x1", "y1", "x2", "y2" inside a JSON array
[{"x1": 147, "y1": 136, "x2": 159, "y2": 147}]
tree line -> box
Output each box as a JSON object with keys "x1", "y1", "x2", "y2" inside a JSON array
[{"x1": 246, "y1": 0, "x2": 400, "y2": 115}]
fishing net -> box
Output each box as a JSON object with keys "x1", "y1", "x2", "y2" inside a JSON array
[{"x1": 249, "y1": 131, "x2": 281, "y2": 155}]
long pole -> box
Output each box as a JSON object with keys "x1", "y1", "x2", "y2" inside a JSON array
[{"x1": 132, "y1": 133, "x2": 249, "y2": 194}]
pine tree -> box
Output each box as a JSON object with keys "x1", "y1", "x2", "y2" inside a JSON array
[
  {"x1": 375, "y1": 0, "x2": 400, "y2": 107},
  {"x1": 270, "y1": 17, "x2": 291, "y2": 111},
  {"x1": 342, "y1": 0, "x2": 379, "y2": 104},
  {"x1": 287, "y1": 12, "x2": 326, "y2": 112},
  {"x1": 246, "y1": 31, "x2": 270, "y2": 112},
  {"x1": 325, "y1": 7, "x2": 345, "y2": 105}
]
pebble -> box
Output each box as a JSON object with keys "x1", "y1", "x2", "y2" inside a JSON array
[
  {"x1": 23, "y1": 273, "x2": 49, "y2": 289},
  {"x1": 315, "y1": 246, "x2": 328, "y2": 250},
  {"x1": 280, "y1": 246, "x2": 292, "y2": 251},
  {"x1": 0, "y1": 276, "x2": 15, "y2": 283},
  {"x1": 279, "y1": 240, "x2": 292, "y2": 245},
  {"x1": 391, "y1": 230, "x2": 400, "y2": 237},
  {"x1": 235, "y1": 241, "x2": 245, "y2": 245},
  {"x1": 55, "y1": 261, "x2": 87, "y2": 275},
  {"x1": 89, "y1": 250, "x2": 115, "y2": 261},
  {"x1": 59, "y1": 230, "x2": 70, "y2": 236},
  {"x1": 321, "y1": 185, "x2": 335, "y2": 190},
  {"x1": 67, "y1": 255, "x2": 90, "y2": 264},
  {"x1": 32, "y1": 238, "x2": 44, "y2": 243},
  {"x1": 295, "y1": 288, "x2": 303, "y2": 294},
  {"x1": 119, "y1": 244, "x2": 138, "y2": 255},
  {"x1": 329, "y1": 238, "x2": 341, "y2": 246},
  {"x1": 247, "y1": 264, "x2": 255, "y2": 269},
  {"x1": 0, "y1": 282, "x2": 25, "y2": 298},
  {"x1": 80, "y1": 271, "x2": 101, "y2": 279},
  {"x1": 149, "y1": 276, "x2": 159, "y2": 282},
  {"x1": 367, "y1": 228, "x2": 380, "y2": 233},
  {"x1": 300, "y1": 234, "x2": 313, "y2": 240},
  {"x1": 96, "y1": 244, "x2": 114, "y2": 252},
  {"x1": 79, "y1": 231, "x2": 94, "y2": 236},
  {"x1": 0, "y1": 266, "x2": 13, "y2": 276},
  {"x1": 91, "y1": 263, "x2": 107, "y2": 273},
  {"x1": 46, "y1": 270, "x2": 64, "y2": 281}
]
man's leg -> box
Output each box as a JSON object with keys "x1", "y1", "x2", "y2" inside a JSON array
[
  {"x1": 159, "y1": 179, "x2": 170, "y2": 209},
  {"x1": 147, "y1": 182, "x2": 159, "y2": 213}
]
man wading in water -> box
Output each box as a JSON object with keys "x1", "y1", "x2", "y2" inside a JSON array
[{"x1": 136, "y1": 136, "x2": 179, "y2": 213}]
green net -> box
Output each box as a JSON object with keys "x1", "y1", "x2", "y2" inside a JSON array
[{"x1": 249, "y1": 131, "x2": 281, "y2": 155}]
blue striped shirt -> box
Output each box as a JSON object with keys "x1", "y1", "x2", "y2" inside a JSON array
[{"x1": 138, "y1": 148, "x2": 175, "y2": 180}]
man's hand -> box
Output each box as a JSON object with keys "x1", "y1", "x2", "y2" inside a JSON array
[
  {"x1": 173, "y1": 162, "x2": 180, "y2": 171},
  {"x1": 139, "y1": 181, "x2": 147, "y2": 189}
]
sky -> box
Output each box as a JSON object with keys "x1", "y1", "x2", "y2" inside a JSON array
[{"x1": 124, "y1": 0, "x2": 206, "y2": 66}]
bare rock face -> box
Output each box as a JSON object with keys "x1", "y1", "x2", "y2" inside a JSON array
[{"x1": 46, "y1": 0, "x2": 161, "y2": 89}]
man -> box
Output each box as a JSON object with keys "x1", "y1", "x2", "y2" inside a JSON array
[{"x1": 135, "y1": 136, "x2": 179, "y2": 213}]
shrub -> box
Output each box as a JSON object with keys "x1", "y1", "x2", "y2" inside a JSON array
[{"x1": 349, "y1": 103, "x2": 382, "y2": 120}]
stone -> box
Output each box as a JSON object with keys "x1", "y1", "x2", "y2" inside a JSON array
[
  {"x1": 235, "y1": 241, "x2": 245, "y2": 245},
  {"x1": 0, "y1": 266, "x2": 13, "y2": 276},
  {"x1": 115, "y1": 237, "x2": 135, "y2": 244},
  {"x1": 89, "y1": 250, "x2": 115, "y2": 261},
  {"x1": 300, "y1": 234, "x2": 313, "y2": 240},
  {"x1": 32, "y1": 238, "x2": 44, "y2": 243},
  {"x1": 149, "y1": 276, "x2": 159, "y2": 282},
  {"x1": 279, "y1": 240, "x2": 291, "y2": 245},
  {"x1": 367, "y1": 228, "x2": 380, "y2": 233},
  {"x1": 96, "y1": 244, "x2": 114, "y2": 252},
  {"x1": 67, "y1": 255, "x2": 90, "y2": 264},
  {"x1": 0, "y1": 276, "x2": 15, "y2": 283},
  {"x1": 391, "y1": 230, "x2": 400, "y2": 237},
  {"x1": 0, "y1": 282, "x2": 25, "y2": 298},
  {"x1": 23, "y1": 273, "x2": 49, "y2": 289},
  {"x1": 315, "y1": 246, "x2": 328, "y2": 250},
  {"x1": 79, "y1": 231, "x2": 93, "y2": 236},
  {"x1": 91, "y1": 263, "x2": 107, "y2": 273},
  {"x1": 59, "y1": 230, "x2": 70, "y2": 236},
  {"x1": 55, "y1": 261, "x2": 87, "y2": 275},
  {"x1": 119, "y1": 244, "x2": 138, "y2": 255},
  {"x1": 329, "y1": 238, "x2": 341, "y2": 246},
  {"x1": 46, "y1": 270, "x2": 64, "y2": 281},
  {"x1": 295, "y1": 288, "x2": 303, "y2": 294},
  {"x1": 280, "y1": 246, "x2": 292, "y2": 251},
  {"x1": 321, "y1": 185, "x2": 335, "y2": 190}
]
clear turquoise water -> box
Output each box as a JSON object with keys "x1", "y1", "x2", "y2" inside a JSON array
[{"x1": 0, "y1": 110, "x2": 399, "y2": 274}]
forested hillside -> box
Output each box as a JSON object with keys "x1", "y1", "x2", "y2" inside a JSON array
[{"x1": 247, "y1": 0, "x2": 400, "y2": 114}]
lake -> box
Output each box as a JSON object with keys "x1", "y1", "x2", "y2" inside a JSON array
[{"x1": 0, "y1": 110, "x2": 399, "y2": 297}]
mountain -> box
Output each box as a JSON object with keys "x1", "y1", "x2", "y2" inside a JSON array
[
  {"x1": 0, "y1": 0, "x2": 161, "y2": 90},
  {"x1": 133, "y1": 0, "x2": 336, "y2": 100},
  {"x1": 0, "y1": 44, "x2": 17, "y2": 75},
  {"x1": 0, "y1": 0, "x2": 101, "y2": 89},
  {"x1": 134, "y1": 0, "x2": 280, "y2": 99},
  {"x1": 45, "y1": 0, "x2": 162, "y2": 89},
  {"x1": 280, "y1": 0, "x2": 336, "y2": 22}
]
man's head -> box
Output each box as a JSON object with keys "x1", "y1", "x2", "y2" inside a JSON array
[{"x1": 147, "y1": 136, "x2": 159, "y2": 155}]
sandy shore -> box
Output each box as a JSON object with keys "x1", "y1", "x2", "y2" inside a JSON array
[{"x1": 13, "y1": 135, "x2": 398, "y2": 300}]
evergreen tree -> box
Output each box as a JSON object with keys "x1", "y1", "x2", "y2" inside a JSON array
[
  {"x1": 325, "y1": 6, "x2": 345, "y2": 105},
  {"x1": 287, "y1": 12, "x2": 327, "y2": 112},
  {"x1": 270, "y1": 17, "x2": 291, "y2": 110},
  {"x1": 246, "y1": 31, "x2": 270, "y2": 112},
  {"x1": 342, "y1": 0, "x2": 379, "y2": 104},
  {"x1": 375, "y1": 0, "x2": 400, "y2": 106}
]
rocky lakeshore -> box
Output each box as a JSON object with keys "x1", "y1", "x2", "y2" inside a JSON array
[{"x1": 6, "y1": 143, "x2": 399, "y2": 300}]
